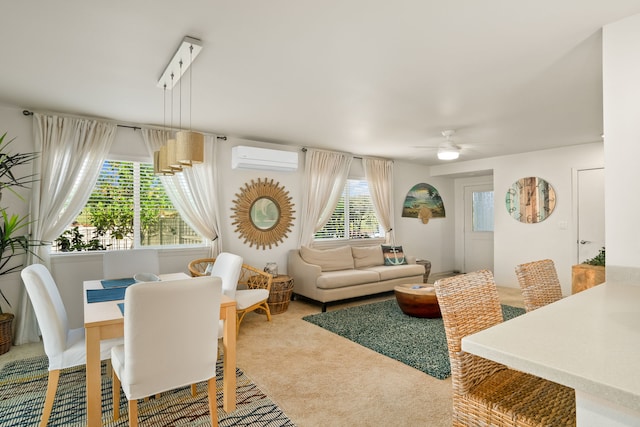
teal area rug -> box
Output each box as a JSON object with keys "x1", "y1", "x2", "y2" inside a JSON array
[
  {"x1": 303, "y1": 299, "x2": 525, "y2": 380},
  {"x1": 0, "y1": 356, "x2": 295, "y2": 426}
]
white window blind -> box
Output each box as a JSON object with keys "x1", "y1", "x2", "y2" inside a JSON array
[{"x1": 315, "y1": 179, "x2": 383, "y2": 240}]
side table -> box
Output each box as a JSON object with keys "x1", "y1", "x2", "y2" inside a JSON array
[
  {"x1": 415, "y1": 259, "x2": 432, "y2": 283},
  {"x1": 268, "y1": 275, "x2": 294, "y2": 314}
]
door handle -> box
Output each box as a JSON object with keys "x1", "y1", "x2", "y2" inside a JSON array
[{"x1": 579, "y1": 240, "x2": 591, "y2": 245}]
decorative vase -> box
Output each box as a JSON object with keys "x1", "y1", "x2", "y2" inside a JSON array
[
  {"x1": 0, "y1": 313, "x2": 14, "y2": 355},
  {"x1": 264, "y1": 262, "x2": 278, "y2": 277}
]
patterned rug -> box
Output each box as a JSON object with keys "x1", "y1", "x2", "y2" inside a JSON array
[
  {"x1": 303, "y1": 299, "x2": 525, "y2": 380},
  {"x1": 0, "y1": 356, "x2": 295, "y2": 426}
]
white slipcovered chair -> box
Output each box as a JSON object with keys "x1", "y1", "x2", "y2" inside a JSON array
[
  {"x1": 208, "y1": 252, "x2": 243, "y2": 337},
  {"x1": 102, "y1": 248, "x2": 159, "y2": 280},
  {"x1": 207, "y1": 252, "x2": 272, "y2": 335},
  {"x1": 21, "y1": 263, "x2": 122, "y2": 427},
  {"x1": 209, "y1": 252, "x2": 244, "y2": 300},
  {"x1": 111, "y1": 276, "x2": 222, "y2": 427}
]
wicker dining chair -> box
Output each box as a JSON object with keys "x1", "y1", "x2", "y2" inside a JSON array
[
  {"x1": 434, "y1": 270, "x2": 576, "y2": 426},
  {"x1": 188, "y1": 258, "x2": 273, "y2": 333},
  {"x1": 515, "y1": 259, "x2": 564, "y2": 312}
]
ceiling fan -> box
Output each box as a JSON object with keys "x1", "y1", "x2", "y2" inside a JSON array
[
  {"x1": 436, "y1": 130, "x2": 461, "y2": 160},
  {"x1": 412, "y1": 129, "x2": 502, "y2": 161},
  {"x1": 411, "y1": 129, "x2": 462, "y2": 161}
]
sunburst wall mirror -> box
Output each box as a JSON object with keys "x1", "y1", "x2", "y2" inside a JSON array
[{"x1": 231, "y1": 178, "x2": 295, "y2": 249}]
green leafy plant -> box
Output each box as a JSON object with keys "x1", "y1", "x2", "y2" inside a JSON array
[
  {"x1": 55, "y1": 226, "x2": 106, "y2": 252},
  {"x1": 583, "y1": 247, "x2": 605, "y2": 266},
  {"x1": 0, "y1": 132, "x2": 42, "y2": 314}
]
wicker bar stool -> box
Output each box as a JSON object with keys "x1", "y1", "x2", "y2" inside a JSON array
[
  {"x1": 515, "y1": 259, "x2": 564, "y2": 312},
  {"x1": 434, "y1": 270, "x2": 576, "y2": 426}
]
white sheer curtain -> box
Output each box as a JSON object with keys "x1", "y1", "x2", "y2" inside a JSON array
[
  {"x1": 298, "y1": 148, "x2": 353, "y2": 247},
  {"x1": 15, "y1": 114, "x2": 116, "y2": 344},
  {"x1": 141, "y1": 129, "x2": 222, "y2": 256},
  {"x1": 363, "y1": 157, "x2": 394, "y2": 244}
]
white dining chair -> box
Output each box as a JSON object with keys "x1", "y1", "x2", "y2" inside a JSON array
[
  {"x1": 102, "y1": 249, "x2": 159, "y2": 280},
  {"x1": 209, "y1": 253, "x2": 243, "y2": 340},
  {"x1": 209, "y1": 253, "x2": 272, "y2": 335},
  {"x1": 208, "y1": 252, "x2": 243, "y2": 299},
  {"x1": 111, "y1": 276, "x2": 222, "y2": 427},
  {"x1": 21, "y1": 263, "x2": 123, "y2": 427}
]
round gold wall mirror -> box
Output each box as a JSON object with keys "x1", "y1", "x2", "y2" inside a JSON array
[
  {"x1": 250, "y1": 197, "x2": 280, "y2": 230},
  {"x1": 231, "y1": 178, "x2": 295, "y2": 249}
]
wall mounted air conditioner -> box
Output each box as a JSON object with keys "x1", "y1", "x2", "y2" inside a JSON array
[{"x1": 231, "y1": 145, "x2": 299, "y2": 172}]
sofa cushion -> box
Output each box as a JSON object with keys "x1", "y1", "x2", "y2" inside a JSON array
[
  {"x1": 362, "y1": 264, "x2": 425, "y2": 281},
  {"x1": 300, "y1": 245, "x2": 354, "y2": 272},
  {"x1": 351, "y1": 245, "x2": 384, "y2": 269},
  {"x1": 316, "y1": 269, "x2": 381, "y2": 289},
  {"x1": 381, "y1": 245, "x2": 408, "y2": 265}
]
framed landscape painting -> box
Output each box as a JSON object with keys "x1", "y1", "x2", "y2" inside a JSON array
[{"x1": 402, "y1": 183, "x2": 445, "y2": 218}]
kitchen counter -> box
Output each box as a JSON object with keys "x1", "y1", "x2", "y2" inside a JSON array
[{"x1": 462, "y1": 282, "x2": 640, "y2": 426}]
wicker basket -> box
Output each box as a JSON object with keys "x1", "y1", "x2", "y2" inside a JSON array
[
  {"x1": 267, "y1": 277, "x2": 294, "y2": 314},
  {"x1": 0, "y1": 313, "x2": 14, "y2": 355}
]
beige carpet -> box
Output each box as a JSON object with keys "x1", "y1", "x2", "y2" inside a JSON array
[
  {"x1": 0, "y1": 276, "x2": 525, "y2": 426},
  {"x1": 235, "y1": 276, "x2": 524, "y2": 427}
]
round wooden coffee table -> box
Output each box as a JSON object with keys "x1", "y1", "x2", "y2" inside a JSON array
[{"x1": 394, "y1": 283, "x2": 441, "y2": 318}]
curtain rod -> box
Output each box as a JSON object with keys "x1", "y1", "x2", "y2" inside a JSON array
[
  {"x1": 300, "y1": 146, "x2": 393, "y2": 162},
  {"x1": 21, "y1": 109, "x2": 227, "y2": 140},
  {"x1": 301, "y1": 146, "x2": 361, "y2": 159}
]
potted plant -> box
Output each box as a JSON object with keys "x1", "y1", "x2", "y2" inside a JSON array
[
  {"x1": 571, "y1": 247, "x2": 605, "y2": 294},
  {"x1": 0, "y1": 132, "x2": 40, "y2": 354}
]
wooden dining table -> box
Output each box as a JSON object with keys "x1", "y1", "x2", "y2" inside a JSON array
[{"x1": 83, "y1": 272, "x2": 237, "y2": 427}]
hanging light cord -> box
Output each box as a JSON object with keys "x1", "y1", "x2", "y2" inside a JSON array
[
  {"x1": 189, "y1": 45, "x2": 194, "y2": 131},
  {"x1": 170, "y1": 73, "x2": 174, "y2": 134},
  {"x1": 179, "y1": 60, "x2": 183, "y2": 131},
  {"x1": 163, "y1": 83, "x2": 167, "y2": 137}
]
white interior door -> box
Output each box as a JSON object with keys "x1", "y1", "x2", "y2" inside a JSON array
[
  {"x1": 464, "y1": 184, "x2": 494, "y2": 273},
  {"x1": 577, "y1": 168, "x2": 605, "y2": 263}
]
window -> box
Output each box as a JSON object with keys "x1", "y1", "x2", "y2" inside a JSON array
[
  {"x1": 54, "y1": 160, "x2": 201, "y2": 251},
  {"x1": 472, "y1": 190, "x2": 494, "y2": 232},
  {"x1": 315, "y1": 179, "x2": 384, "y2": 240}
]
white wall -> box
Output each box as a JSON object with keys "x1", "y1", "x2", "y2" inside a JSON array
[
  {"x1": 393, "y1": 162, "x2": 456, "y2": 273},
  {"x1": 0, "y1": 111, "x2": 457, "y2": 326},
  {"x1": 432, "y1": 142, "x2": 604, "y2": 295},
  {"x1": 217, "y1": 138, "x2": 303, "y2": 274},
  {"x1": 218, "y1": 138, "x2": 456, "y2": 275},
  {"x1": 0, "y1": 99, "x2": 608, "y2": 322},
  {"x1": 0, "y1": 105, "x2": 34, "y2": 317},
  {"x1": 603, "y1": 13, "x2": 640, "y2": 281}
]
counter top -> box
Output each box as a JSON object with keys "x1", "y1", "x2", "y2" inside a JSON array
[{"x1": 462, "y1": 282, "x2": 640, "y2": 413}]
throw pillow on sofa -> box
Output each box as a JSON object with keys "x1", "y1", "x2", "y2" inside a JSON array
[
  {"x1": 351, "y1": 245, "x2": 384, "y2": 268},
  {"x1": 300, "y1": 245, "x2": 355, "y2": 271},
  {"x1": 381, "y1": 245, "x2": 408, "y2": 266}
]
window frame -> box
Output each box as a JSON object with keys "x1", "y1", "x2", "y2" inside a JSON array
[
  {"x1": 313, "y1": 178, "x2": 385, "y2": 246},
  {"x1": 53, "y1": 158, "x2": 205, "y2": 253}
]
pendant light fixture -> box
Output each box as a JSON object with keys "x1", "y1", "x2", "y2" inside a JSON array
[
  {"x1": 167, "y1": 70, "x2": 183, "y2": 172},
  {"x1": 154, "y1": 83, "x2": 174, "y2": 175},
  {"x1": 175, "y1": 43, "x2": 204, "y2": 166},
  {"x1": 156, "y1": 36, "x2": 204, "y2": 168}
]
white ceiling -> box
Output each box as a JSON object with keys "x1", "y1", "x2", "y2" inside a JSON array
[{"x1": 2, "y1": 1, "x2": 639, "y2": 165}]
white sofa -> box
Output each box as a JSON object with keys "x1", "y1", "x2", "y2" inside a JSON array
[{"x1": 288, "y1": 245, "x2": 425, "y2": 311}]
